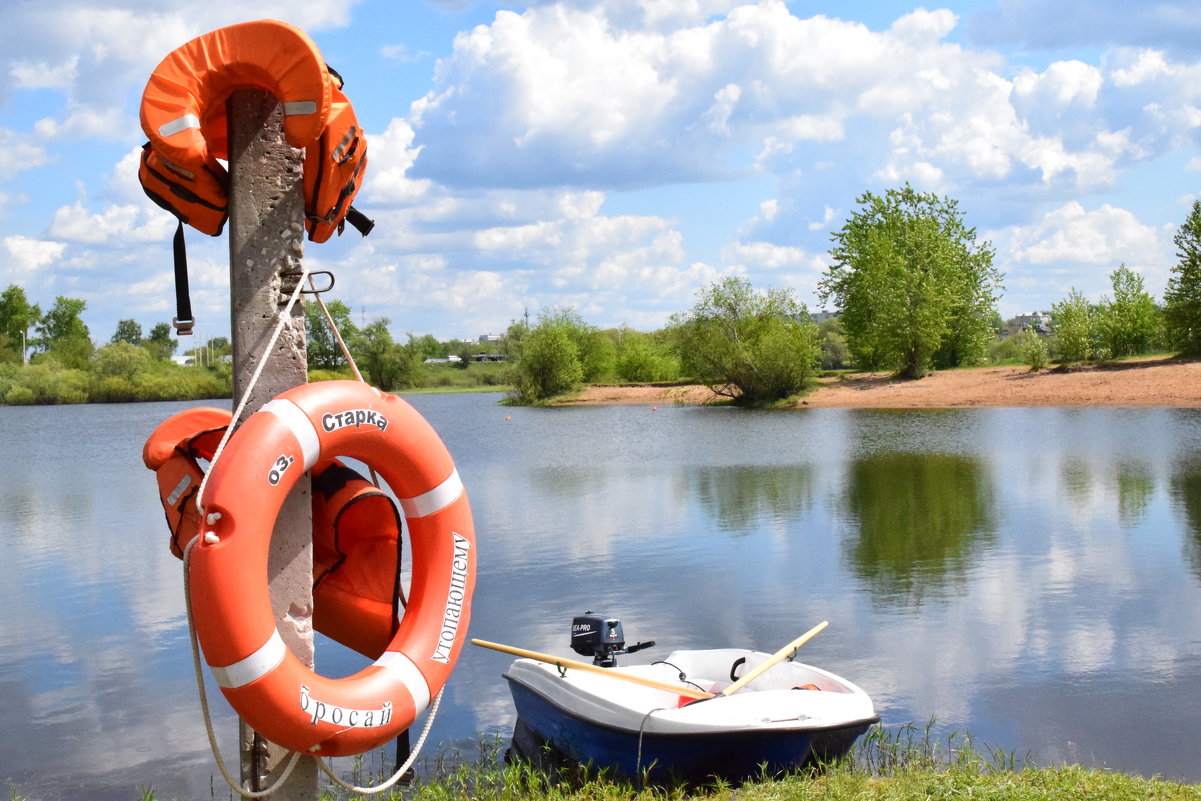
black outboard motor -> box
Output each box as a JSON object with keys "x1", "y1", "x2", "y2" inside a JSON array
[{"x1": 570, "y1": 612, "x2": 655, "y2": 667}]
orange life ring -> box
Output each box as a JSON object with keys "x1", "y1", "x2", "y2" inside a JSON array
[
  {"x1": 140, "y1": 19, "x2": 332, "y2": 172},
  {"x1": 187, "y1": 381, "x2": 475, "y2": 755}
]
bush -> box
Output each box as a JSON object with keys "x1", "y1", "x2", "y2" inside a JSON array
[
  {"x1": 671, "y1": 276, "x2": 820, "y2": 405},
  {"x1": 507, "y1": 324, "x2": 583, "y2": 403},
  {"x1": 1023, "y1": 334, "x2": 1048, "y2": 371}
]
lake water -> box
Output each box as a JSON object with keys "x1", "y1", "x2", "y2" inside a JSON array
[{"x1": 2, "y1": 395, "x2": 1201, "y2": 799}]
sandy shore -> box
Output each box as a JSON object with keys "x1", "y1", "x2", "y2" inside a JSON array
[{"x1": 562, "y1": 357, "x2": 1201, "y2": 408}]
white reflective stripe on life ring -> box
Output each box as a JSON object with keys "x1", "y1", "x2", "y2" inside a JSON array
[
  {"x1": 373, "y1": 651, "x2": 432, "y2": 714},
  {"x1": 399, "y1": 469, "x2": 463, "y2": 519},
  {"x1": 262, "y1": 398, "x2": 321, "y2": 471},
  {"x1": 211, "y1": 629, "x2": 287, "y2": 689}
]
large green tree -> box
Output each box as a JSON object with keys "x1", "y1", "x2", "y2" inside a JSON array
[
  {"x1": 819, "y1": 185, "x2": 1002, "y2": 379},
  {"x1": 670, "y1": 276, "x2": 819, "y2": 405},
  {"x1": 0, "y1": 284, "x2": 41, "y2": 364},
  {"x1": 1164, "y1": 200, "x2": 1201, "y2": 355}
]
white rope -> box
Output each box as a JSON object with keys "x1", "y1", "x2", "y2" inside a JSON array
[
  {"x1": 183, "y1": 268, "x2": 310, "y2": 798},
  {"x1": 195, "y1": 267, "x2": 310, "y2": 515},
  {"x1": 307, "y1": 273, "x2": 364, "y2": 382},
  {"x1": 182, "y1": 267, "x2": 443, "y2": 796},
  {"x1": 315, "y1": 688, "x2": 444, "y2": 795},
  {"x1": 183, "y1": 539, "x2": 303, "y2": 799}
]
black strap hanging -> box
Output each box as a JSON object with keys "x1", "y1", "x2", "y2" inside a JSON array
[{"x1": 172, "y1": 220, "x2": 195, "y2": 335}]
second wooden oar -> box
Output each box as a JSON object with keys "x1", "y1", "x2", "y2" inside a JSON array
[
  {"x1": 721, "y1": 620, "x2": 829, "y2": 696},
  {"x1": 470, "y1": 638, "x2": 714, "y2": 699}
]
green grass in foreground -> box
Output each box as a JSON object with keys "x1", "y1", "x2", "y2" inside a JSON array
[{"x1": 299, "y1": 724, "x2": 1200, "y2": 801}]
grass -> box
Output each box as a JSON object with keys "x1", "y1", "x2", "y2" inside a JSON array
[
  {"x1": 23, "y1": 724, "x2": 1201, "y2": 800},
  {"x1": 297, "y1": 723, "x2": 1201, "y2": 801}
]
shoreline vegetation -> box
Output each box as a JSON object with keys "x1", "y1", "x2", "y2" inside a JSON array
[
  {"x1": 2, "y1": 355, "x2": 1199, "y2": 408},
  {"x1": 557, "y1": 356, "x2": 1201, "y2": 409}
]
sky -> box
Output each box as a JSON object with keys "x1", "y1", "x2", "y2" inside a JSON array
[{"x1": 3, "y1": 0, "x2": 1201, "y2": 344}]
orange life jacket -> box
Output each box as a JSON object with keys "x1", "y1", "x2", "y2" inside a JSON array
[
  {"x1": 303, "y1": 79, "x2": 373, "y2": 243},
  {"x1": 137, "y1": 20, "x2": 374, "y2": 332},
  {"x1": 143, "y1": 405, "x2": 403, "y2": 659}
]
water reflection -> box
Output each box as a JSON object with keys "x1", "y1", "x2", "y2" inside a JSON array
[
  {"x1": 841, "y1": 453, "x2": 995, "y2": 605},
  {"x1": 1116, "y1": 460, "x2": 1155, "y2": 528},
  {"x1": 688, "y1": 465, "x2": 813, "y2": 532},
  {"x1": 1170, "y1": 456, "x2": 1201, "y2": 582}
]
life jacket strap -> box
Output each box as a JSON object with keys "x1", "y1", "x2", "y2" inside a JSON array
[{"x1": 172, "y1": 220, "x2": 195, "y2": 336}]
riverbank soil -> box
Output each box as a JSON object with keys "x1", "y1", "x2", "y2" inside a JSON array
[{"x1": 564, "y1": 357, "x2": 1201, "y2": 408}]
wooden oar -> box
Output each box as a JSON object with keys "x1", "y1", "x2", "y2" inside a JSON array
[
  {"x1": 721, "y1": 620, "x2": 829, "y2": 696},
  {"x1": 470, "y1": 638, "x2": 715, "y2": 699}
]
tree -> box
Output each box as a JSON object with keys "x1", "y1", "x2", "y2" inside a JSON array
[
  {"x1": 0, "y1": 284, "x2": 41, "y2": 364},
  {"x1": 111, "y1": 319, "x2": 143, "y2": 346},
  {"x1": 305, "y1": 299, "x2": 359, "y2": 371},
  {"x1": 819, "y1": 185, "x2": 1002, "y2": 379},
  {"x1": 35, "y1": 296, "x2": 92, "y2": 369},
  {"x1": 351, "y1": 319, "x2": 420, "y2": 391},
  {"x1": 535, "y1": 307, "x2": 614, "y2": 382},
  {"x1": 1097, "y1": 264, "x2": 1161, "y2": 358},
  {"x1": 1051, "y1": 288, "x2": 1096, "y2": 364},
  {"x1": 145, "y1": 322, "x2": 177, "y2": 360},
  {"x1": 1164, "y1": 200, "x2": 1201, "y2": 355},
  {"x1": 817, "y1": 317, "x2": 852, "y2": 370},
  {"x1": 670, "y1": 276, "x2": 820, "y2": 405}
]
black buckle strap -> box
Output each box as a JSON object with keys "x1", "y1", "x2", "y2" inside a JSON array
[{"x1": 171, "y1": 220, "x2": 194, "y2": 335}]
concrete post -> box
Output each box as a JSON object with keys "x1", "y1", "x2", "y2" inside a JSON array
[{"x1": 226, "y1": 87, "x2": 317, "y2": 800}]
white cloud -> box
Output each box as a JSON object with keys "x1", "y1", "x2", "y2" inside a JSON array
[
  {"x1": 988, "y1": 202, "x2": 1173, "y2": 312},
  {"x1": 9, "y1": 55, "x2": 79, "y2": 90},
  {"x1": 4, "y1": 235, "x2": 67, "y2": 276},
  {"x1": 998, "y1": 202, "x2": 1163, "y2": 266},
  {"x1": 362, "y1": 118, "x2": 432, "y2": 205},
  {"x1": 408, "y1": 1, "x2": 1174, "y2": 200},
  {"x1": 0, "y1": 129, "x2": 51, "y2": 180}
]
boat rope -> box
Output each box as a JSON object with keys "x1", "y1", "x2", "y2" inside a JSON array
[
  {"x1": 314, "y1": 688, "x2": 444, "y2": 795},
  {"x1": 635, "y1": 706, "x2": 669, "y2": 793},
  {"x1": 183, "y1": 538, "x2": 302, "y2": 799},
  {"x1": 650, "y1": 660, "x2": 706, "y2": 694}
]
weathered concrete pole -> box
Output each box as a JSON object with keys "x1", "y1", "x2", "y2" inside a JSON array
[{"x1": 226, "y1": 87, "x2": 317, "y2": 800}]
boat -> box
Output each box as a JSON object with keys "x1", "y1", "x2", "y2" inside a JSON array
[{"x1": 487, "y1": 614, "x2": 879, "y2": 785}]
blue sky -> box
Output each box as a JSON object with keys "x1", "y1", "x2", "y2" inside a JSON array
[{"x1": 3, "y1": 0, "x2": 1201, "y2": 344}]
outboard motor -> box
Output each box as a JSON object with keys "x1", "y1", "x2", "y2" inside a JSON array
[{"x1": 570, "y1": 612, "x2": 655, "y2": 667}]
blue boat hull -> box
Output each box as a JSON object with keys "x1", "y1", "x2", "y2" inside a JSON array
[{"x1": 507, "y1": 676, "x2": 875, "y2": 784}]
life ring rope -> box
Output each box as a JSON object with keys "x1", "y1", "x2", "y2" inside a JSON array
[
  {"x1": 184, "y1": 538, "x2": 440, "y2": 798},
  {"x1": 181, "y1": 265, "x2": 451, "y2": 794}
]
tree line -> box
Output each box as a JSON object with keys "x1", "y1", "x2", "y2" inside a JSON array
[
  {"x1": 5, "y1": 187, "x2": 1201, "y2": 406},
  {"x1": 504, "y1": 188, "x2": 1201, "y2": 405}
]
